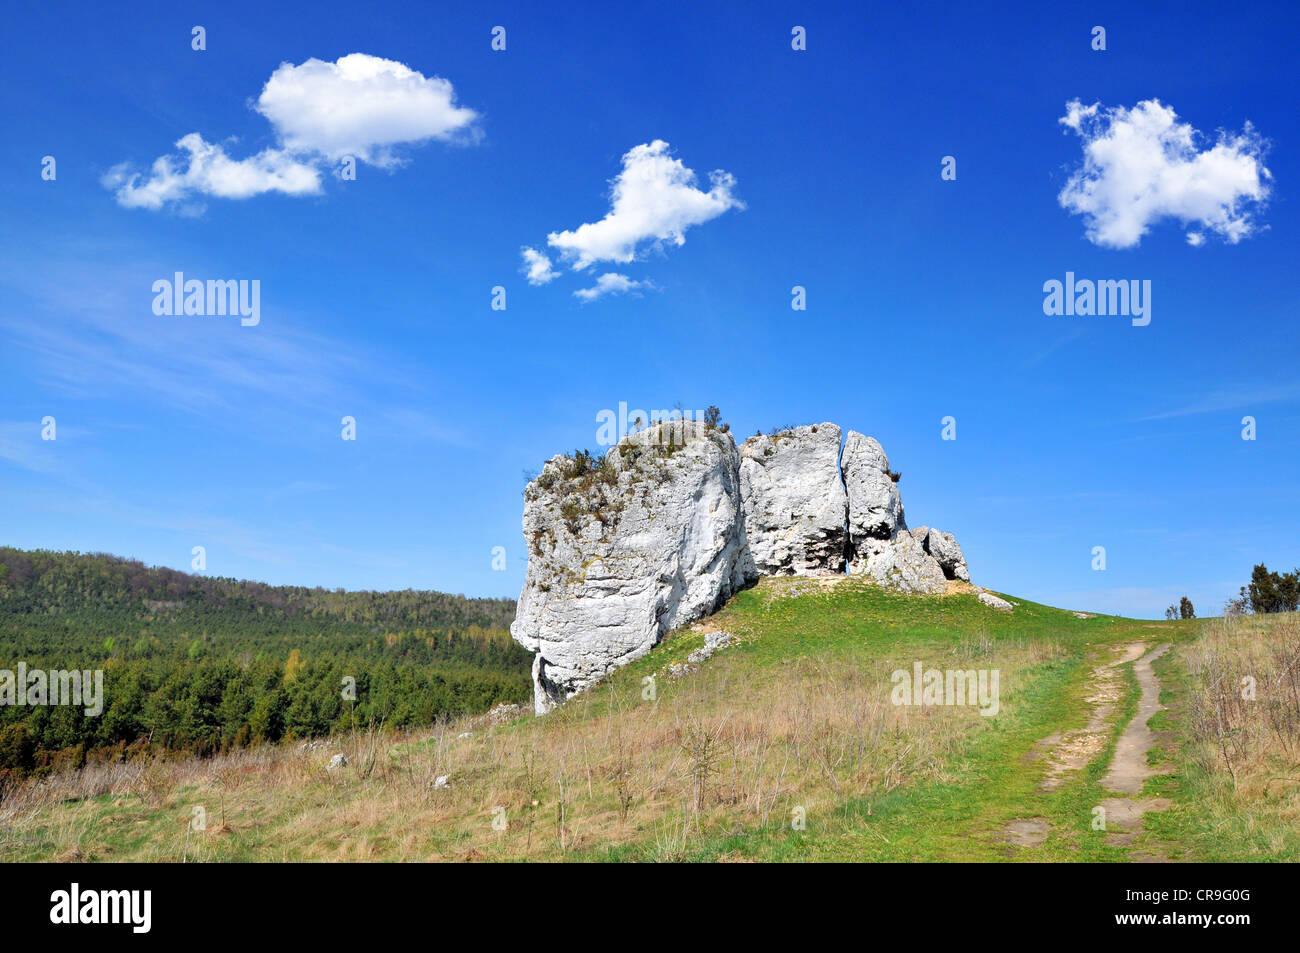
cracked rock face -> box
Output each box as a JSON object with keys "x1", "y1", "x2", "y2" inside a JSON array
[
  {"x1": 913, "y1": 526, "x2": 970, "y2": 582},
  {"x1": 510, "y1": 420, "x2": 751, "y2": 714},
  {"x1": 740, "y1": 423, "x2": 847, "y2": 576},
  {"x1": 858, "y1": 531, "x2": 947, "y2": 594},
  {"x1": 512, "y1": 418, "x2": 972, "y2": 713},
  {"x1": 841, "y1": 431, "x2": 905, "y2": 571}
]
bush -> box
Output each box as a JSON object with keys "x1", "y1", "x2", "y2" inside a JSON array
[
  {"x1": 703, "y1": 405, "x2": 729, "y2": 433},
  {"x1": 0, "y1": 724, "x2": 34, "y2": 779},
  {"x1": 570, "y1": 449, "x2": 597, "y2": 477},
  {"x1": 1248, "y1": 564, "x2": 1300, "y2": 614},
  {"x1": 1224, "y1": 589, "x2": 1250, "y2": 616},
  {"x1": 560, "y1": 499, "x2": 586, "y2": 534}
]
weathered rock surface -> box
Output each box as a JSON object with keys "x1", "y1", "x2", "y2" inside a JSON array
[
  {"x1": 510, "y1": 420, "x2": 750, "y2": 714},
  {"x1": 923, "y1": 527, "x2": 970, "y2": 582},
  {"x1": 909, "y1": 526, "x2": 971, "y2": 583},
  {"x1": 512, "y1": 418, "x2": 974, "y2": 713},
  {"x1": 740, "y1": 423, "x2": 847, "y2": 575},
  {"x1": 842, "y1": 431, "x2": 905, "y2": 569},
  {"x1": 839, "y1": 431, "x2": 953, "y2": 589},
  {"x1": 858, "y1": 531, "x2": 947, "y2": 594}
]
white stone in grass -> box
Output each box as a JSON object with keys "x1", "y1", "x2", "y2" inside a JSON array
[{"x1": 978, "y1": 592, "x2": 1014, "y2": 612}]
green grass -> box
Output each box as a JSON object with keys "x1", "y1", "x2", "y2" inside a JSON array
[
  {"x1": 1141, "y1": 621, "x2": 1300, "y2": 862},
  {"x1": 573, "y1": 579, "x2": 1191, "y2": 862},
  {"x1": 7, "y1": 577, "x2": 1292, "y2": 863}
]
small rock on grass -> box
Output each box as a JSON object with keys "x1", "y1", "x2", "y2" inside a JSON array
[{"x1": 978, "y1": 592, "x2": 1014, "y2": 612}]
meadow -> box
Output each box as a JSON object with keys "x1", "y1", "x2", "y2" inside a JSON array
[{"x1": 4, "y1": 574, "x2": 1293, "y2": 862}]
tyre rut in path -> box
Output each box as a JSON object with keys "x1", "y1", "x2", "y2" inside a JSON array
[
  {"x1": 1034, "y1": 642, "x2": 1147, "y2": 793},
  {"x1": 1098, "y1": 642, "x2": 1173, "y2": 861},
  {"x1": 1002, "y1": 641, "x2": 1173, "y2": 858}
]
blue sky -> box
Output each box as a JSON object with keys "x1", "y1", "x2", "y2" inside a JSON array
[{"x1": 1, "y1": 1, "x2": 1296, "y2": 618}]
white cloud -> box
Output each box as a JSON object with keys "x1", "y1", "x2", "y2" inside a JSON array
[
  {"x1": 1058, "y1": 98, "x2": 1271, "y2": 248},
  {"x1": 520, "y1": 246, "x2": 559, "y2": 285},
  {"x1": 573, "y1": 273, "x2": 654, "y2": 302},
  {"x1": 102, "y1": 134, "x2": 322, "y2": 210},
  {"x1": 546, "y1": 140, "x2": 743, "y2": 270},
  {"x1": 106, "y1": 53, "x2": 479, "y2": 210},
  {"x1": 254, "y1": 53, "x2": 480, "y2": 167}
]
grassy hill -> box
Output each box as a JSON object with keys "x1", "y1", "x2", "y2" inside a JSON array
[{"x1": 2, "y1": 575, "x2": 1296, "y2": 862}]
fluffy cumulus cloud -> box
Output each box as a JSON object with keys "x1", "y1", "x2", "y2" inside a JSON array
[
  {"x1": 253, "y1": 53, "x2": 479, "y2": 166},
  {"x1": 545, "y1": 140, "x2": 743, "y2": 269},
  {"x1": 105, "y1": 54, "x2": 479, "y2": 211},
  {"x1": 518, "y1": 140, "x2": 741, "y2": 301},
  {"x1": 1057, "y1": 99, "x2": 1271, "y2": 248},
  {"x1": 520, "y1": 247, "x2": 559, "y2": 285},
  {"x1": 573, "y1": 273, "x2": 655, "y2": 302},
  {"x1": 102, "y1": 134, "x2": 322, "y2": 210}
]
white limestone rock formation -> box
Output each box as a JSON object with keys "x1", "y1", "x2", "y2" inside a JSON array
[
  {"x1": 739, "y1": 423, "x2": 847, "y2": 575},
  {"x1": 841, "y1": 431, "x2": 905, "y2": 569},
  {"x1": 510, "y1": 420, "x2": 751, "y2": 714},
  {"x1": 512, "y1": 417, "x2": 974, "y2": 713},
  {"x1": 841, "y1": 430, "x2": 943, "y2": 589}
]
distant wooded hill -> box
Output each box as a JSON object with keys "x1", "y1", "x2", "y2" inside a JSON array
[
  {"x1": 0, "y1": 547, "x2": 516, "y2": 629},
  {"x1": 0, "y1": 547, "x2": 526, "y2": 782}
]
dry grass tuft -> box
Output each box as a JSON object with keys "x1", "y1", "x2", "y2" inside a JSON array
[{"x1": 1186, "y1": 613, "x2": 1300, "y2": 798}]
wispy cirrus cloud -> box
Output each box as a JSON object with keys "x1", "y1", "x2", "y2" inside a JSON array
[
  {"x1": 1135, "y1": 383, "x2": 1300, "y2": 421},
  {"x1": 0, "y1": 421, "x2": 62, "y2": 476},
  {"x1": 573, "y1": 272, "x2": 655, "y2": 302},
  {"x1": 0, "y1": 256, "x2": 430, "y2": 429}
]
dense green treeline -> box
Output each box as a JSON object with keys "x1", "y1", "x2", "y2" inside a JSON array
[{"x1": 0, "y1": 548, "x2": 528, "y2": 783}]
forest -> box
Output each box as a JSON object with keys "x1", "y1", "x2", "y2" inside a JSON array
[{"x1": 0, "y1": 548, "x2": 527, "y2": 783}]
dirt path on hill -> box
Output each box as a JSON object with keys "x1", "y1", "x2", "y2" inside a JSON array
[
  {"x1": 1099, "y1": 643, "x2": 1173, "y2": 861},
  {"x1": 1004, "y1": 641, "x2": 1174, "y2": 858},
  {"x1": 1032, "y1": 642, "x2": 1147, "y2": 792}
]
